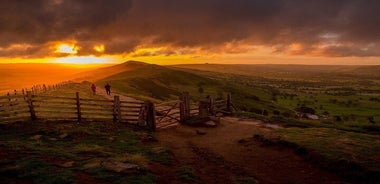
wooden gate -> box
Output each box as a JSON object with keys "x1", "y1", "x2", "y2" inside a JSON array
[{"x1": 155, "y1": 100, "x2": 181, "y2": 129}]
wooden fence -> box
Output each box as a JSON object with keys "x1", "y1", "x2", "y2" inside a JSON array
[
  {"x1": 4, "y1": 81, "x2": 73, "y2": 97},
  {"x1": 1, "y1": 90, "x2": 233, "y2": 131},
  {"x1": 154, "y1": 92, "x2": 233, "y2": 129},
  {"x1": 0, "y1": 92, "x2": 156, "y2": 131}
]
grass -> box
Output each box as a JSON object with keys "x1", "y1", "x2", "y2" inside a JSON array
[
  {"x1": 276, "y1": 127, "x2": 380, "y2": 182},
  {"x1": 0, "y1": 120, "x2": 169, "y2": 183},
  {"x1": 176, "y1": 166, "x2": 199, "y2": 183},
  {"x1": 17, "y1": 159, "x2": 75, "y2": 184}
]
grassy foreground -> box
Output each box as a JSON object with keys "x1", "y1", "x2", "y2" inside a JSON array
[
  {"x1": 0, "y1": 120, "x2": 170, "y2": 183},
  {"x1": 0, "y1": 82, "x2": 171, "y2": 183}
]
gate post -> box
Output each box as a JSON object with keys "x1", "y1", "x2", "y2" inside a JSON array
[
  {"x1": 208, "y1": 96, "x2": 214, "y2": 115},
  {"x1": 180, "y1": 92, "x2": 190, "y2": 122},
  {"x1": 76, "y1": 92, "x2": 81, "y2": 122},
  {"x1": 226, "y1": 93, "x2": 232, "y2": 112},
  {"x1": 145, "y1": 101, "x2": 156, "y2": 131}
]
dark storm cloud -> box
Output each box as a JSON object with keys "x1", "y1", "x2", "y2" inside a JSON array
[
  {"x1": 0, "y1": 0, "x2": 379, "y2": 57},
  {"x1": 0, "y1": 0, "x2": 132, "y2": 48}
]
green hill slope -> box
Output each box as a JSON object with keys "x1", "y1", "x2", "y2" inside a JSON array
[
  {"x1": 95, "y1": 61, "x2": 220, "y2": 101},
  {"x1": 91, "y1": 61, "x2": 291, "y2": 118}
]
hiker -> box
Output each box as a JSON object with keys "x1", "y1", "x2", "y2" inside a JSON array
[
  {"x1": 91, "y1": 84, "x2": 96, "y2": 94},
  {"x1": 104, "y1": 83, "x2": 111, "y2": 95}
]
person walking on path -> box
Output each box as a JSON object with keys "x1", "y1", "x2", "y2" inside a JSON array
[
  {"x1": 104, "y1": 83, "x2": 111, "y2": 95},
  {"x1": 91, "y1": 84, "x2": 96, "y2": 95}
]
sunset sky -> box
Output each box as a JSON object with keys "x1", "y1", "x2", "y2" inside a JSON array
[{"x1": 1, "y1": 0, "x2": 380, "y2": 65}]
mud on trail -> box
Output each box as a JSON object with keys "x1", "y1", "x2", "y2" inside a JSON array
[{"x1": 152, "y1": 117, "x2": 344, "y2": 184}]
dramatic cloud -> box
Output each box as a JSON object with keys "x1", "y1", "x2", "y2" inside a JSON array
[{"x1": 0, "y1": 0, "x2": 379, "y2": 58}]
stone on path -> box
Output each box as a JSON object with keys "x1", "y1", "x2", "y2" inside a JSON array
[
  {"x1": 59, "y1": 161, "x2": 75, "y2": 168},
  {"x1": 196, "y1": 129, "x2": 207, "y2": 135},
  {"x1": 102, "y1": 160, "x2": 141, "y2": 174},
  {"x1": 204, "y1": 121, "x2": 217, "y2": 127},
  {"x1": 29, "y1": 135, "x2": 42, "y2": 140},
  {"x1": 59, "y1": 133, "x2": 68, "y2": 139}
]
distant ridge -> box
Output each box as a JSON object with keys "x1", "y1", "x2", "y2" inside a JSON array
[{"x1": 74, "y1": 60, "x2": 151, "y2": 82}]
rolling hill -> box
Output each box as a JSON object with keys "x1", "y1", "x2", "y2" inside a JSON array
[
  {"x1": 94, "y1": 61, "x2": 220, "y2": 100},
  {"x1": 87, "y1": 61, "x2": 291, "y2": 117},
  {"x1": 84, "y1": 61, "x2": 380, "y2": 127}
]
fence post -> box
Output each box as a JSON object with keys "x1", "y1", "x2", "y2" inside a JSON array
[
  {"x1": 198, "y1": 100, "x2": 209, "y2": 118},
  {"x1": 226, "y1": 93, "x2": 232, "y2": 112},
  {"x1": 113, "y1": 95, "x2": 121, "y2": 122},
  {"x1": 145, "y1": 101, "x2": 156, "y2": 131},
  {"x1": 7, "y1": 92, "x2": 11, "y2": 102},
  {"x1": 208, "y1": 96, "x2": 214, "y2": 115},
  {"x1": 27, "y1": 91, "x2": 36, "y2": 120},
  {"x1": 179, "y1": 92, "x2": 190, "y2": 122},
  {"x1": 76, "y1": 92, "x2": 81, "y2": 122}
]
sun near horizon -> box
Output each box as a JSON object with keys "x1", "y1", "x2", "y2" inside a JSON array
[
  {"x1": 0, "y1": 1, "x2": 380, "y2": 66},
  {"x1": 2, "y1": 45, "x2": 380, "y2": 66}
]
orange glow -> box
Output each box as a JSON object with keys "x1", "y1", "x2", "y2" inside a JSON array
[
  {"x1": 93, "y1": 44, "x2": 105, "y2": 53},
  {"x1": 53, "y1": 55, "x2": 120, "y2": 64},
  {"x1": 55, "y1": 43, "x2": 79, "y2": 54}
]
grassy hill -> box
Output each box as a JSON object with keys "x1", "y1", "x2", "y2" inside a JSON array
[
  {"x1": 95, "y1": 61, "x2": 220, "y2": 101},
  {"x1": 90, "y1": 61, "x2": 293, "y2": 118}
]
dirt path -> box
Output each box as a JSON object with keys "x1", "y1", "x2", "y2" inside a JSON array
[
  {"x1": 154, "y1": 117, "x2": 344, "y2": 184},
  {"x1": 95, "y1": 91, "x2": 344, "y2": 183},
  {"x1": 97, "y1": 88, "x2": 140, "y2": 102}
]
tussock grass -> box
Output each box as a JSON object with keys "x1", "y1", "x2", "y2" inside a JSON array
[{"x1": 0, "y1": 120, "x2": 164, "y2": 183}]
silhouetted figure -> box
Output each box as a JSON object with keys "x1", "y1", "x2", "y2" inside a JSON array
[
  {"x1": 91, "y1": 84, "x2": 96, "y2": 94},
  {"x1": 104, "y1": 83, "x2": 111, "y2": 95}
]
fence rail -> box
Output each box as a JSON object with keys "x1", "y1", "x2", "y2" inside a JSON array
[
  {"x1": 0, "y1": 92, "x2": 155, "y2": 131},
  {"x1": 1, "y1": 90, "x2": 234, "y2": 131}
]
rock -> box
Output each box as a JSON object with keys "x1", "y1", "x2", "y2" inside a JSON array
[
  {"x1": 196, "y1": 130, "x2": 207, "y2": 135},
  {"x1": 150, "y1": 147, "x2": 166, "y2": 154},
  {"x1": 102, "y1": 160, "x2": 140, "y2": 174},
  {"x1": 142, "y1": 134, "x2": 157, "y2": 142},
  {"x1": 108, "y1": 136, "x2": 115, "y2": 141},
  {"x1": 59, "y1": 133, "x2": 68, "y2": 139},
  {"x1": 29, "y1": 135, "x2": 42, "y2": 140},
  {"x1": 59, "y1": 161, "x2": 75, "y2": 168},
  {"x1": 305, "y1": 113, "x2": 319, "y2": 120},
  {"x1": 83, "y1": 160, "x2": 102, "y2": 169},
  {"x1": 204, "y1": 121, "x2": 217, "y2": 127},
  {"x1": 209, "y1": 116, "x2": 221, "y2": 123},
  {"x1": 215, "y1": 113, "x2": 224, "y2": 117}
]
